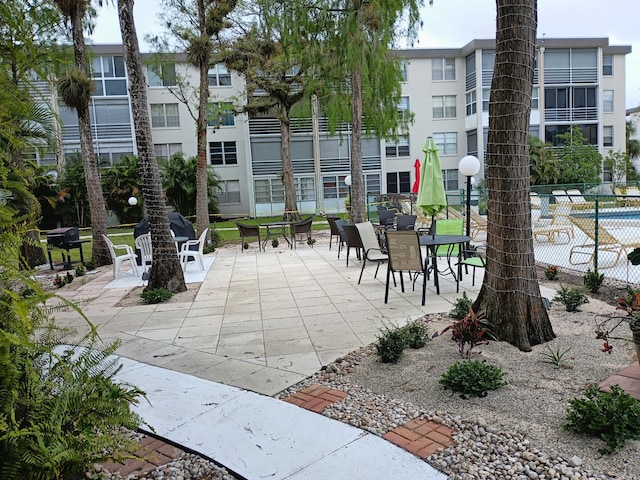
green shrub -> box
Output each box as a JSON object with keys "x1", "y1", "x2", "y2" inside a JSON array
[
  {"x1": 439, "y1": 360, "x2": 508, "y2": 397},
  {"x1": 539, "y1": 344, "x2": 571, "y2": 368},
  {"x1": 375, "y1": 324, "x2": 409, "y2": 363},
  {"x1": 583, "y1": 269, "x2": 605, "y2": 293},
  {"x1": 140, "y1": 287, "x2": 173, "y2": 304},
  {"x1": 564, "y1": 385, "x2": 640, "y2": 454},
  {"x1": 449, "y1": 291, "x2": 472, "y2": 320},
  {"x1": 553, "y1": 286, "x2": 589, "y2": 312},
  {"x1": 402, "y1": 319, "x2": 430, "y2": 349},
  {"x1": 75, "y1": 263, "x2": 87, "y2": 277},
  {"x1": 544, "y1": 265, "x2": 559, "y2": 280}
]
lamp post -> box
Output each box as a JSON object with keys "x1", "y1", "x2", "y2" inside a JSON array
[
  {"x1": 458, "y1": 155, "x2": 480, "y2": 247},
  {"x1": 344, "y1": 175, "x2": 352, "y2": 217}
]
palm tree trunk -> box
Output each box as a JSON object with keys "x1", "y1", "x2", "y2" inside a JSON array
[
  {"x1": 118, "y1": 0, "x2": 186, "y2": 293},
  {"x1": 475, "y1": 0, "x2": 554, "y2": 351},
  {"x1": 70, "y1": 8, "x2": 110, "y2": 266}
]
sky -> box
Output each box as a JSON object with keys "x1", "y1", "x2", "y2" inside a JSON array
[{"x1": 88, "y1": 0, "x2": 640, "y2": 110}]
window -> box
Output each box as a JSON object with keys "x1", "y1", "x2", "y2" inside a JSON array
[
  {"x1": 466, "y1": 130, "x2": 478, "y2": 157},
  {"x1": 432, "y1": 95, "x2": 456, "y2": 119},
  {"x1": 531, "y1": 87, "x2": 539, "y2": 110},
  {"x1": 154, "y1": 143, "x2": 182, "y2": 161},
  {"x1": 207, "y1": 102, "x2": 234, "y2": 127},
  {"x1": 91, "y1": 56, "x2": 127, "y2": 96},
  {"x1": 482, "y1": 88, "x2": 490, "y2": 112},
  {"x1": 465, "y1": 91, "x2": 476, "y2": 116},
  {"x1": 218, "y1": 180, "x2": 241, "y2": 204},
  {"x1": 442, "y1": 169, "x2": 458, "y2": 191},
  {"x1": 398, "y1": 96, "x2": 410, "y2": 121},
  {"x1": 150, "y1": 103, "x2": 180, "y2": 128},
  {"x1": 147, "y1": 64, "x2": 176, "y2": 87},
  {"x1": 295, "y1": 177, "x2": 315, "y2": 201},
  {"x1": 255, "y1": 178, "x2": 284, "y2": 203},
  {"x1": 209, "y1": 141, "x2": 237, "y2": 165},
  {"x1": 573, "y1": 87, "x2": 596, "y2": 109},
  {"x1": 432, "y1": 58, "x2": 455, "y2": 81},
  {"x1": 385, "y1": 136, "x2": 410, "y2": 157},
  {"x1": 603, "y1": 126, "x2": 613, "y2": 147},
  {"x1": 603, "y1": 90, "x2": 614, "y2": 112},
  {"x1": 208, "y1": 64, "x2": 231, "y2": 87},
  {"x1": 386, "y1": 172, "x2": 411, "y2": 193},
  {"x1": 603, "y1": 54, "x2": 613, "y2": 76},
  {"x1": 433, "y1": 132, "x2": 457, "y2": 155},
  {"x1": 322, "y1": 175, "x2": 350, "y2": 199},
  {"x1": 545, "y1": 87, "x2": 568, "y2": 109}
]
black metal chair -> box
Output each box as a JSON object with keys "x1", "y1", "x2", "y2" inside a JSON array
[
  {"x1": 378, "y1": 209, "x2": 398, "y2": 229},
  {"x1": 396, "y1": 215, "x2": 417, "y2": 231},
  {"x1": 327, "y1": 216, "x2": 341, "y2": 250},
  {"x1": 342, "y1": 224, "x2": 363, "y2": 267},
  {"x1": 290, "y1": 216, "x2": 313, "y2": 249},
  {"x1": 335, "y1": 219, "x2": 349, "y2": 258},
  {"x1": 235, "y1": 222, "x2": 263, "y2": 252}
]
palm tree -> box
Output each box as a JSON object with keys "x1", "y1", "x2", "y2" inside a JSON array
[
  {"x1": 117, "y1": 0, "x2": 186, "y2": 293},
  {"x1": 529, "y1": 136, "x2": 559, "y2": 185},
  {"x1": 53, "y1": 0, "x2": 111, "y2": 266}
]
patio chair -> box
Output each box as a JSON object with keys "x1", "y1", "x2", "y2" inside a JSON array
[
  {"x1": 395, "y1": 215, "x2": 417, "y2": 231},
  {"x1": 384, "y1": 231, "x2": 427, "y2": 305},
  {"x1": 378, "y1": 209, "x2": 398, "y2": 229},
  {"x1": 326, "y1": 216, "x2": 341, "y2": 250},
  {"x1": 565, "y1": 189, "x2": 596, "y2": 210},
  {"x1": 342, "y1": 224, "x2": 363, "y2": 267},
  {"x1": 290, "y1": 216, "x2": 314, "y2": 249},
  {"x1": 569, "y1": 217, "x2": 640, "y2": 269},
  {"x1": 335, "y1": 219, "x2": 349, "y2": 259},
  {"x1": 178, "y1": 227, "x2": 209, "y2": 272},
  {"x1": 532, "y1": 204, "x2": 573, "y2": 244},
  {"x1": 457, "y1": 247, "x2": 486, "y2": 292},
  {"x1": 235, "y1": 222, "x2": 262, "y2": 252},
  {"x1": 625, "y1": 186, "x2": 640, "y2": 207},
  {"x1": 552, "y1": 189, "x2": 571, "y2": 206},
  {"x1": 102, "y1": 234, "x2": 139, "y2": 280},
  {"x1": 134, "y1": 232, "x2": 153, "y2": 278},
  {"x1": 355, "y1": 221, "x2": 389, "y2": 284}
]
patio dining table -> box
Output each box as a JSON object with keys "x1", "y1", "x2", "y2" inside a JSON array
[
  {"x1": 260, "y1": 221, "x2": 296, "y2": 249},
  {"x1": 419, "y1": 234, "x2": 471, "y2": 294}
]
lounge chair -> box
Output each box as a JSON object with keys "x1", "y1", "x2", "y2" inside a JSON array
[
  {"x1": 532, "y1": 204, "x2": 573, "y2": 244},
  {"x1": 551, "y1": 190, "x2": 571, "y2": 211},
  {"x1": 569, "y1": 217, "x2": 640, "y2": 269},
  {"x1": 565, "y1": 189, "x2": 596, "y2": 210},
  {"x1": 469, "y1": 211, "x2": 487, "y2": 240},
  {"x1": 625, "y1": 186, "x2": 640, "y2": 206}
]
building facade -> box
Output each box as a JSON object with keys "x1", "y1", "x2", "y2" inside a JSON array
[{"x1": 41, "y1": 38, "x2": 631, "y2": 218}]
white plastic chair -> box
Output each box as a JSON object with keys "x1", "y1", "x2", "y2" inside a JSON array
[
  {"x1": 178, "y1": 228, "x2": 209, "y2": 272},
  {"x1": 102, "y1": 234, "x2": 139, "y2": 280},
  {"x1": 134, "y1": 233, "x2": 153, "y2": 277}
]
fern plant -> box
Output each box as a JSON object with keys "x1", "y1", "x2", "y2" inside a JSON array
[{"x1": 0, "y1": 211, "x2": 145, "y2": 479}]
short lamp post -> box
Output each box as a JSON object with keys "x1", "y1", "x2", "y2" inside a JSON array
[
  {"x1": 344, "y1": 175, "x2": 352, "y2": 216},
  {"x1": 458, "y1": 155, "x2": 480, "y2": 248}
]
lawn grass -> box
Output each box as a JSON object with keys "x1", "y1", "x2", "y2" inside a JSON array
[{"x1": 41, "y1": 214, "x2": 339, "y2": 267}]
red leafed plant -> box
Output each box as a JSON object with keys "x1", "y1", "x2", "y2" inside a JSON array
[
  {"x1": 441, "y1": 308, "x2": 490, "y2": 358},
  {"x1": 594, "y1": 287, "x2": 640, "y2": 354}
]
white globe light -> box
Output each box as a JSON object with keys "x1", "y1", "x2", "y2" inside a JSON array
[
  {"x1": 345, "y1": 175, "x2": 352, "y2": 186},
  {"x1": 458, "y1": 155, "x2": 480, "y2": 177},
  {"x1": 128, "y1": 196, "x2": 138, "y2": 206}
]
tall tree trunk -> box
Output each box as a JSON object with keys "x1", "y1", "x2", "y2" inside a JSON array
[
  {"x1": 350, "y1": 70, "x2": 365, "y2": 224},
  {"x1": 70, "y1": 9, "x2": 110, "y2": 266},
  {"x1": 475, "y1": 0, "x2": 554, "y2": 351},
  {"x1": 195, "y1": 0, "x2": 211, "y2": 243},
  {"x1": 280, "y1": 105, "x2": 300, "y2": 221},
  {"x1": 118, "y1": 0, "x2": 186, "y2": 293}
]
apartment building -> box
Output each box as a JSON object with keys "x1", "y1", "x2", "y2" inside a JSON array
[{"x1": 43, "y1": 38, "x2": 630, "y2": 218}]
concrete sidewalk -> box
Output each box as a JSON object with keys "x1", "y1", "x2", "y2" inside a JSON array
[{"x1": 114, "y1": 357, "x2": 447, "y2": 480}]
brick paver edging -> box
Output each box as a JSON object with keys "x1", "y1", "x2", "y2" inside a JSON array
[
  {"x1": 282, "y1": 384, "x2": 455, "y2": 459},
  {"x1": 101, "y1": 435, "x2": 184, "y2": 477}
]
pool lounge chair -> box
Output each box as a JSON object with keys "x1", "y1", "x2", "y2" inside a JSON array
[
  {"x1": 569, "y1": 217, "x2": 640, "y2": 269},
  {"x1": 565, "y1": 189, "x2": 596, "y2": 210},
  {"x1": 532, "y1": 204, "x2": 573, "y2": 244}
]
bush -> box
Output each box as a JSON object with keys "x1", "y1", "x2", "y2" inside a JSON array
[
  {"x1": 140, "y1": 287, "x2": 173, "y2": 304},
  {"x1": 583, "y1": 269, "x2": 605, "y2": 293},
  {"x1": 564, "y1": 385, "x2": 640, "y2": 454},
  {"x1": 553, "y1": 286, "x2": 589, "y2": 312},
  {"x1": 442, "y1": 308, "x2": 490, "y2": 358},
  {"x1": 544, "y1": 265, "x2": 559, "y2": 280},
  {"x1": 375, "y1": 324, "x2": 409, "y2": 363},
  {"x1": 439, "y1": 360, "x2": 508, "y2": 397},
  {"x1": 449, "y1": 292, "x2": 472, "y2": 320},
  {"x1": 402, "y1": 319, "x2": 430, "y2": 349}
]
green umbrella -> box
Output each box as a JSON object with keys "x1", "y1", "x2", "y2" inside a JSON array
[{"x1": 417, "y1": 137, "x2": 447, "y2": 220}]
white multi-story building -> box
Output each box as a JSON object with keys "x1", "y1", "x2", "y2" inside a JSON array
[{"x1": 42, "y1": 38, "x2": 631, "y2": 218}]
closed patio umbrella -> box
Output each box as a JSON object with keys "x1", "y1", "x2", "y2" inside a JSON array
[
  {"x1": 416, "y1": 137, "x2": 447, "y2": 233},
  {"x1": 411, "y1": 158, "x2": 421, "y2": 194}
]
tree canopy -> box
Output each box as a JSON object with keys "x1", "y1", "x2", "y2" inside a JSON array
[{"x1": 555, "y1": 126, "x2": 602, "y2": 185}]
